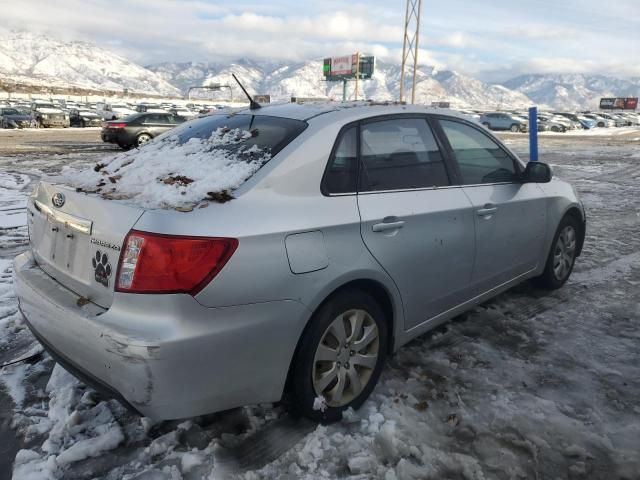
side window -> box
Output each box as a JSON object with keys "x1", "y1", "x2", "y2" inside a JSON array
[
  {"x1": 439, "y1": 120, "x2": 518, "y2": 185},
  {"x1": 143, "y1": 114, "x2": 164, "y2": 124},
  {"x1": 323, "y1": 126, "x2": 358, "y2": 194},
  {"x1": 359, "y1": 118, "x2": 449, "y2": 192}
]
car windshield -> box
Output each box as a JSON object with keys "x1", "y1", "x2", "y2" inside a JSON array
[
  {"x1": 1, "y1": 108, "x2": 20, "y2": 115},
  {"x1": 171, "y1": 113, "x2": 308, "y2": 158},
  {"x1": 35, "y1": 103, "x2": 55, "y2": 109}
]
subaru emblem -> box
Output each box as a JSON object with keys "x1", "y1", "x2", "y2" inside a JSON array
[{"x1": 52, "y1": 192, "x2": 66, "y2": 208}]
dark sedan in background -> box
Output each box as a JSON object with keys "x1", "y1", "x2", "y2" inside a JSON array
[
  {"x1": 69, "y1": 109, "x2": 103, "y2": 128},
  {"x1": 101, "y1": 112, "x2": 187, "y2": 149},
  {"x1": 0, "y1": 107, "x2": 35, "y2": 129}
]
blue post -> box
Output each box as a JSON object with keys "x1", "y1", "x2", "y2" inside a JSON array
[{"x1": 528, "y1": 106, "x2": 538, "y2": 162}]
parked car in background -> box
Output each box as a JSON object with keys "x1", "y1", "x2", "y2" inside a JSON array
[
  {"x1": 101, "y1": 112, "x2": 187, "y2": 149},
  {"x1": 96, "y1": 102, "x2": 137, "y2": 121},
  {"x1": 537, "y1": 114, "x2": 567, "y2": 132},
  {"x1": 457, "y1": 110, "x2": 481, "y2": 122},
  {"x1": 618, "y1": 112, "x2": 640, "y2": 125},
  {"x1": 14, "y1": 104, "x2": 585, "y2": 423},
  {"x1": 583, "y1": 113, "x2": 615, "y2": 128},
  {"x1": 69, "y1": 109, "x2": 102, "y2": 128},
  {"x1": 0, "y1": 107, "x2": 36, "y2": 129},
  {"x1": 135, "y1": 103, "x2": 167, "y2": 113},
  {"x1": 597, "y1": 112, "x2": 626, "y2": 127},
  {"x1": 552, "y1": 112, "x2": 592, "y2": 129},
  {"x1": 479, "y1": 112, "x2": 527, "y2": 132},
  {"x1": 169, "y1": 107, "x2": 197, "y2": 118},
  {"x1": 31, "y1": 102, "x2": 70, "y2": 128}
]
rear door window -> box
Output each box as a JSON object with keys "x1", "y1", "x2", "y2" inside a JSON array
[
  {"x1": 142, "y1": 114, "x2": 162, "y2": 124},
  {"x1": 438, "y1": 119, "x2": 519, "y2": 185},
  {"x1": 359, "y1": 118, "x2": 450, "y2": 192},
  {"x1": 322, "y1": 126, "x2": 358, "y2": 194}
]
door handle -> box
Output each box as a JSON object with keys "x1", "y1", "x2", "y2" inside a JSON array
[
  {"x1": 477, "y1": 204, "x2": 498, "y2": 216},
  {"x1": 372, "y1": 220, "x2": 405, "y2": 232}
]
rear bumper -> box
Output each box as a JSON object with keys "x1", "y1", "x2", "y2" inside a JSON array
[
  {"x1": 14, "y1": 251, "x2": 310, "y2": 420},
  {"x1": 101, "y1": 131, "x2": 119, "y2": 143}
]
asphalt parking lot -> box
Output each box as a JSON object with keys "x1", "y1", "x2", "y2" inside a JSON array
[{"x1": 0, "y1": 127, "x2": 639, "y2": 479}]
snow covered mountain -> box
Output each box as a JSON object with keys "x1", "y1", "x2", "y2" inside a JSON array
[
  {"x1": 0, "y1": 31, "x2": 180, "y2": 96},
  {"x1": 502, "y1": 74, "x2": 640, "y2": 111},
  {"x1": 1, "y1": 30, "x2": 637, "y2": 110},
  {"x1": 149, "y1": 60, "x2": 534, "y2": 109}
]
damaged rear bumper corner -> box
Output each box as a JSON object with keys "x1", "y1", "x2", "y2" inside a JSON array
[
  {"x1": 13, "y1": 251, "x2": 311, "y2": 420},
  {"x1": 13, "y1": 252, "x2": 157, "y2": 413}
]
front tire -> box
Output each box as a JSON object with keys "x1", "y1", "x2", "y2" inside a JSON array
[
  {"x1": 510, "y1": 124, "x2": 520, "y2": 133},
  {"x1": 534, "y1": 215, "x2": 580, "y2": 289},
  {"x1": 290, "y1": 289, "x2": 388, "y2": 423}
]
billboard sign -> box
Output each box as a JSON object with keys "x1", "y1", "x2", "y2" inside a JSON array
[
  {"x1": 323, "y1": 55, "x2": 375, "y2": 81},
  {"x1": 599, "y1": 97, "x2": 638, "y2": 110},
  {"x1": 331, "y1": 55, "x2": 357, "y2": 76}
]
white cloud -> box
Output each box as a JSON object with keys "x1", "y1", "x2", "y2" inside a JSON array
[{"x1": 0, "y1": 0, "x2": 638, "y2": 79}]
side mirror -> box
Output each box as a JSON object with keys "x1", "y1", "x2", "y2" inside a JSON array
[{"x1": 523, "y1": 162, "x2": 552, "y2": 183}]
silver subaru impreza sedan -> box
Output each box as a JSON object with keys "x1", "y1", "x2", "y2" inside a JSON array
[{"x1": 14, "y1": 103, "x2": 585, "y2": 422}]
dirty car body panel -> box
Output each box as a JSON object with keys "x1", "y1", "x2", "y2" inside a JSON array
[{"x1": 14, "y1": 104, "x2": 585, "y2": 420}]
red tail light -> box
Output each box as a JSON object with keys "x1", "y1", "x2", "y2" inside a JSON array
[
  {"x1": 107, "y1": 122, "x2": 127, "y2": 129},
  {"x1": 115, "y1": 230, "x2": 238, "y2": 295}
]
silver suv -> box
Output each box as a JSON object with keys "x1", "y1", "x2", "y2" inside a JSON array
[{"x1": 14, "y1": 104, "x2": 585, "y2": 422}]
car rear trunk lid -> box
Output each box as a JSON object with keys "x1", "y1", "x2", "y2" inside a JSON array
[{"x1": 27, "y1": 181, "x2": 144, "y2": 308}]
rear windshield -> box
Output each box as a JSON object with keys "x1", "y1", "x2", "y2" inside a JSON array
[{"x1": 170, "y1": 113, "x2": 307, "y2": 158}]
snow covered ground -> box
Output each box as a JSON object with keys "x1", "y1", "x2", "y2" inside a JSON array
[{"x1": 0, "y1": 133, "x2": 639, "y2": 479}]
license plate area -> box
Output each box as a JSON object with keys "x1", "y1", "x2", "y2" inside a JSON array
[{"x1": 32, "y1": 200, "x2": 93, "y2": 273}]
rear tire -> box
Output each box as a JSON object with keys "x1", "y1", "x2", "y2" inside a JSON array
[
  {"x1": 135, "y1": 133, "x2": 152, "y2": 147},
  {"x1": 482, "y1": 122, "x2": 491, "y2": 129},
  {"x1": 290, "y1": 289, "x2": 388, "y2": 423},
  {"x1": 533, "y1": 215, "x2": 580, "y2": 290}
]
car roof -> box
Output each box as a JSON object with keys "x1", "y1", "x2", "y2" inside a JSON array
[{"x1": 233, "y1": 101, "x2": 471, "y2": 123}]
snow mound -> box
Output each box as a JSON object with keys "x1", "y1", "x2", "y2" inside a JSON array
[
  {"x1": 63, "y1": 128, "x2": 271, "y2": 210},
  {"x1": 11, "y1": 365, "x2": 125, "y2": 479}
]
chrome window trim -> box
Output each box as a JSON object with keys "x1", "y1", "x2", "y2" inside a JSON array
[{"x1": 325, "y1": 180, "x2": 519, "y2": 196}]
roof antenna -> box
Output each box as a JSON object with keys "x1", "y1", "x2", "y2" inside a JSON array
[{"x1": 231, "y1": 73, "x2": 261, "y2": 110}]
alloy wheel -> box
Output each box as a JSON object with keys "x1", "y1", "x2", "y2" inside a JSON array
[
  {"x1": 312, "y1": 309, "x2": 379, "y2": 407},
  {"x1": 553, "y1": 225, "x2": 576, "y2": 281},
  {"x1": 137, "y1": 134, "x2": 151, "y2": 146}
]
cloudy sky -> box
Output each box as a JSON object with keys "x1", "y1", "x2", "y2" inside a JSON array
[{"x1": 1, "y1": 0, "x2": 639, "y2": 80}]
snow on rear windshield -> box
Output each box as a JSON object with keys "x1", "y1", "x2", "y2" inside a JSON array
[{"x1": 63, "y1": 114, "x2": 307, "y2": 210}]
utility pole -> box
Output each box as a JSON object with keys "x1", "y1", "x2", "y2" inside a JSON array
[{"x1": 399, "y1": 0, "x2": 423, "y2": 104}]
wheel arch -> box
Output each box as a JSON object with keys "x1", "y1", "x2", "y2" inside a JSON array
[{"x1": 281, "y1": 277, "x2": 399, "y2": 400}]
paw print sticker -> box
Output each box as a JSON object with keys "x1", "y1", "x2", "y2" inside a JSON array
[{"x1": 92, "y1": 250, "x2": 112, "y2": 287}]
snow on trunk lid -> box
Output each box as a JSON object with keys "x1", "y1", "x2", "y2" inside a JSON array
[{"x1": 27, "y1": 181, "x2": 144, "y2": 308}]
